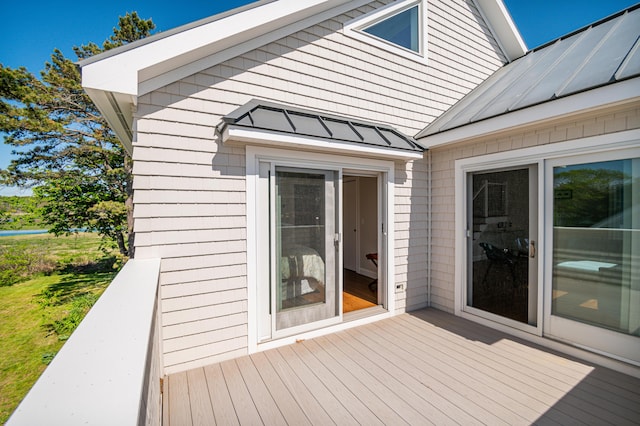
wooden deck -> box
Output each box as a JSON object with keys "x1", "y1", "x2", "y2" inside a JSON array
[{"x1": 163, "y1": 309, "x2": 640, "y2": 425}]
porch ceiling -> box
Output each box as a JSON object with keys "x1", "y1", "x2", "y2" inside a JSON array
[
  {"x1": 219, "y1": 99, "x2": 425, "y2": 159},
  {"x1": 163, "y1": 308, "x2": 640, "y2": 425}
]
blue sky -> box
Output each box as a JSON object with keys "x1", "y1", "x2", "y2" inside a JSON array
[{"x1": 0, "y1": 0, "x2": 636, "y2": 195}]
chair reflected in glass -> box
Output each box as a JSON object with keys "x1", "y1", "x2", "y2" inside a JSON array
[
  {"x1": 479, "y1": 242, "x2": 516, "y2": 287},
  {"x1": 476, "y1": 240, "x2": 529, "y2": 322}
]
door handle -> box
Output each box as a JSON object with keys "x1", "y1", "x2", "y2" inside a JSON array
[{"x1": 530, "y1": 240, "x2": 536, "y2": 258}]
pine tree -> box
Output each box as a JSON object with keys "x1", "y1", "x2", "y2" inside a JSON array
[{"x1": 0, "y1": 12, "x2": 155, "y2": 256}]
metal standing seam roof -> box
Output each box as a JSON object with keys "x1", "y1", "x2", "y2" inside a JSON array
[
  {"x1": 220, "y1": 100, "x2": 425, "y2": 153},
  {"x1": 416, "y1": 4, "x2": 640, "y2": 139}
]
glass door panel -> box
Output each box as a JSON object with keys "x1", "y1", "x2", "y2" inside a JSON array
[
  {"x1": 468, "y1": 167, "x2": 537, "y2": 325},
  {"x1": 549, "y1": 157, "x2": 639, "y2": 360},
  {"x1": 274, "y1": 167, "x2": 338, "y2": 331}
]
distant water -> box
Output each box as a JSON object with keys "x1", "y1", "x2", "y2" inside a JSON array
[{"x1": 0, "y1": 229, "x2": 49, "y2": 237}]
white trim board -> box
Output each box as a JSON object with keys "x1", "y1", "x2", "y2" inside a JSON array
[
  {"x1": 81, "y1": 0, "x2": 370, "y2": 97},
  {"x1": 473, "y1": 0, "x2": 527, "y2": 61},
  {"x1": 224, "y1": 126, "x2": 424, "y2": 161}
]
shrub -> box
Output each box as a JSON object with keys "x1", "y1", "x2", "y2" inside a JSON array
[
  {"x1": 50, "y1": 293, "x2": 99, "y2": 340},
  {"x1": 0, "y1": 244, "x2": 56, "y2": 286},
  {"x1": 0, "y1": 246, "x2": 31, "y2": 286},
  {"x1": 41, "y1": 352, "x2": 56, "y2": 365}
]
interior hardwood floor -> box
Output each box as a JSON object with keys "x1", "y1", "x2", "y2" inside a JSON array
[{"x1": 343, "y1": 269, "x2": 377, "y2": 313}]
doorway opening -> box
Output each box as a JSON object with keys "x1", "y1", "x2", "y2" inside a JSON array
[{"x1": 343, "y1": 175, "x2": 379, "y2": 314}]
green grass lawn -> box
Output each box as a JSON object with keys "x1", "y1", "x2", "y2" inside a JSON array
[{"x1": 0, "y1": 233, "x2": 119, "y2": 423}]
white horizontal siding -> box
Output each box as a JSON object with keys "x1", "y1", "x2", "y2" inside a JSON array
[
  {"x1": 133, "y1": 203, "x2": 245, "y2": 218},
  {"x1": 163, "y1": 337, "x2": 247, "y2": 371},
  {"x1": 135, "y1": 229, "x2": 246, "y2": 248},
  {"x1": 160, "y1": 264, "x2": 246, "y2": 286},
  {"x1": 136, "y1": 240, "x2": 245, "y2": 259},
  {"x1": 162, "y1": 288, "x2": 246, "y2": 313},
  {"x1": 133, "y1": 176, "x2": 244, "y2": 192},
  {"x1": 133, "y1": 190, "x2": 245, "y2": 204},
  {"x1": 394, "y1": 159, "x2": 429, "y2": 314},
  {"x1": 162, "y1": 324, "x2": 246, "y2": 353},
  {"x1": 162, "y1": 304, "x2": 247, "y2": 329},
  {"x1": 133, "y1": 0, "x2": 506, "y2": 373},
  {"x1": 133, "y1": 162, "x2": 245, "y2": 180},
  {"x1": 161, "y1": 276, "x2": 246, "y2": 299},
  {"x1": 135, "y1": 216, "x2": 244, "y2": 233}
]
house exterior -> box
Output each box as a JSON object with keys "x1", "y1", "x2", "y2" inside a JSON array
[{"x1": 78, "y1": 0, "x2": 639, "y2": 378}]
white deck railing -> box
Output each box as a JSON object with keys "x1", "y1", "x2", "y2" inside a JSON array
[{"x1": 8, "y1": 258, "x2": 162, "y2": 426}]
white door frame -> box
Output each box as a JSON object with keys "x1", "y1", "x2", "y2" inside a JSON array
[
  {"x1": 463, "y1": 164, "x2": 540, "y2": 330},
  {"x1": 457, "y1": 159, "x2": 544, "y2": 336},
  {"x1": 246, "y1": 145, "x2": 396, "y2": 353}
]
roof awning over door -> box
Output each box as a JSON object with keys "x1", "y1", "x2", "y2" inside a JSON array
[{"x1": 219, "y1": 99, "x2": 425, "y2": 160}]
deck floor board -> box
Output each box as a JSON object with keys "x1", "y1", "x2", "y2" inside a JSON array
[
  {"x1": 165, "y1": 308, "x2": 640, "y2": 425},
  {"x1": 261, "y1": 347, "x2": 335, "y2": 425},
  {"x1": 219, "y1": 359, "x2": 263, "y2": 425},
  {"x1": 248, "y1": 351, "x2": 313, "y2": 425},
  {"x1": 202, "y1": 363, "x2": 239, "y2": 426},
  {"x1": 185, "y1": 368, "x2": 215, "y2": 426},
  {"x1": 310, "y1": 334, "x2": 432, "y2": 425},
  {"x1": 357, "y1": 319, "x2": 518, "y2": 425}
]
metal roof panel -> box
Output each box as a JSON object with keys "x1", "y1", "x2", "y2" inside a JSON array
[
  {"x1": 557, "y1": 8, "x2": 640, "y2": 96},
  {"x1": 437, "y1": 52, "x2": 543, "y2": 131},
  {"x1": 221, "y1": 99, "x2": 424, "y2": 153},
  {"x1": 616, "y1": 36, "x2": 640, "y2": 80},
  {"x1": 416, "y1": 4, "x2": 640, "y2": 140},
  {"x1": 323, "y1": 119, "x2": 361, "y2": 142},
  {"x1": 515, "y1": 19, "x2": 618, "y2": 108},
  {"x1": 469, "y1": 39, "x2": 571, "y2": 122},
  {"x1": 288, "y1": 112, "x2": 331, "y2": 139}
]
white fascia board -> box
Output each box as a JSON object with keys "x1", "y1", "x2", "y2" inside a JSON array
[
  {"x1": 473, "y1": 0, "x2": 527, "y2": 61},
  {"x1": 224, "y1": 127, "x2": 424, "y2": 161},
  {"x1": 139, "y1": 0, "x2": 372, "y2": 95},
  {"x1": 81, "y1": 0, "x2": 367, "y2": 97},
  {"x1": 418, "y1": 77, "x2": 640, "y2": 149}
]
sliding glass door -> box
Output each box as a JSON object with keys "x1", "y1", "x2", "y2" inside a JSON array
[
  {"x1": 273, "y1": 167, "x2": 339, "y2": 331},
  {"x1": 545, "y1": 153, "x2": 640, "y2": 363},
  {"x1": 252, "y1": 150, "x2": 393, "y2": 345},
  {"x1": 466, "y1": 165, "x2": 538, "y2": 327}
]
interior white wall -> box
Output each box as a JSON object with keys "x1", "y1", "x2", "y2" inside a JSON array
[{"x1": 358, "y1": 176, "x2": 378, "y2": 277}]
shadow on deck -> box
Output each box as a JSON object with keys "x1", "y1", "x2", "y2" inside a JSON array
[{"x1": 164, "y1": 308, "x2": 640, "y2": 425}]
